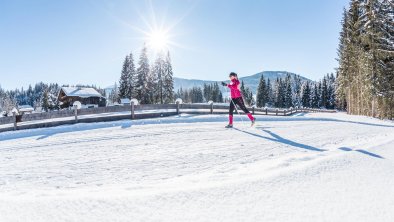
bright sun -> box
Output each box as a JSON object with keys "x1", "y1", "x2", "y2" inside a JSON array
[{"x1": 147, "y1": 30, "x2": 169, "y2": 52}]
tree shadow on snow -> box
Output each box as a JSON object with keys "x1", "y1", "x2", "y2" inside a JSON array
[
  {"x1": 233, "y1": 128, "x2": 326, "y2": 152},
  {"x1": 35, "y1": 122, "x2": 133, "y2": 140},
  {"x1": 338, "y1": 147, "x2": 384, "y2": 159}
]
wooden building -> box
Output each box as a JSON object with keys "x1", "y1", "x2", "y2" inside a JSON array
[{"x1": 58, "y1": 87, "x2": 106, "y2": 109}]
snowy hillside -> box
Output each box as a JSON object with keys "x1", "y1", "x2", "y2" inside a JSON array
[{"x1": 1, "y1": 113, "x2": 393, "y2": 222}]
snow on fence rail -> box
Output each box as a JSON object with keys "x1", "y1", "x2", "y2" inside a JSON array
[{"x1": 0, "y1": 103, "x2": 335, "y2": 133}]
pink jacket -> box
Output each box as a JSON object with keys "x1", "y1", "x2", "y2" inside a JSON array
[{"x1": 227, "y1": 79, "x2": 242, "y2": 99}]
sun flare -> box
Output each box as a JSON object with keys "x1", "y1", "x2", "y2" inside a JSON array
[{"x1": 147, "y1": 30, "x2": 170, "y2": 52}]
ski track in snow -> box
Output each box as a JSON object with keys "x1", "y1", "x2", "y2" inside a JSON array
[{"x1": 0, "y1": 112, "x2": 394, "y2": 222}]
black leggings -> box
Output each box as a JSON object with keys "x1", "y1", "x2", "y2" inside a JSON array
[{"x1": 229, "y1": 97, "x2": 250, "y2": 116}]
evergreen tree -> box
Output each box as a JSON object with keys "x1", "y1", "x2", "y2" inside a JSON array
[
  {"x1": 336, "y1": 8, "x2": 350, "y2": 111},
  {"x1": 256, "y1": 75, "x2": 267, "y2": 108},
  {"x1": 240, "y1": 80, "x2": 253, "y2": 106},
  {"x1": 301, "y1": 81, "x2": 311, "y2": 108},
  {"x1": 109, "y1": 82, "x2": 120, "y2": 104},
  {"x1": 163, "y1": 51, "x2": 174, "y2": 103},
  {"x1": 136, "y1": 45, "x2": 151, "y2": 104},
  {"x1": 327, "y1": 73, "x2": 336, "y2": 109},
  {"x1": 212, "y1": 82, "x2": 222, "y2": 102},
  {"x1": 274, "y1": 78, "x2": 282, "y2": 108},
  {"x1": 311, "y1": 84, "x2": 319, "y2": 108},
  {"x1": 266, "y1": 78, "x2": 273, "y2": 107},
  {"x1": 203, "y1": 83, "x2": 211, "y2": 102},
  {"x1": 118, "y1": 55, "x2": 130, "y2": 99},
  {"x1": 189, "y1": 87, "x2": 204, "y2": 103},
  {"x1": 322, "y1": 76, "x2": 328, "y2": 108},
  {"x1": 42, "y1": 89, "x2": 50, "y2": 112},
  {"x1": 152, "y1": 52, "x2": 165, "y2": 104},
  {"x1": 293, "y1": 75, "x2": 302, "y2": 108},
  {"x1": 284, "y1": 74, "x2": 293, "y2": 108},
  {"x1": 336, "y1": 0, "x2": 393, "y2": 118},
  {"x1": 128, "y1": 52, "x2": 137, "y2": 99}
]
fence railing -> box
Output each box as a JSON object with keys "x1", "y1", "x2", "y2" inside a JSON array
[{"x1": 0, "y1": 103, "x2": 336, "y2": 133}]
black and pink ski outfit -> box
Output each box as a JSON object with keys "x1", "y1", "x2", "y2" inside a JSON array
[{"x1": 226, "y1": 79, "x2": 255, "y2": 125}]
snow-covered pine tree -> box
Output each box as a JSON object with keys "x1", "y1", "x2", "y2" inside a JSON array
[
  {"x1": 284, "y1": 74, "x2": 293, "y2": 108},
  {"x1": 322, "y1": 76, "x2": 328, "y2": 108},
  {"x1": 184, "y1": 89, "x2": 190, "y2": 103},
  {"x1": 212, "y1": 82, "x2": 222, "y2": 102},
  {"x1": 347, "y1": 0, "x2": 364, "y2": 114},
  {"x1": 363, "y1": 0, "x2": 394, "y2": 118},
  {"x1": 317, "y1": 81, "x2": 323, "y2": 108},
  {"x1": 240, "y1": 80, "x2": 253, "y2": 106},
  {"x1": 293, "y1": 75, "x2": 302, "y2": 108},
  {"x1": 147, "y1": 63, "x2": 157, "y2": 104},
  {"x1": 189, "y1": 87, "x2": 204, "y2": 103},
  {"x1": 203, "y1": 83, "x2": 211, "y2": 102},
  {"x1": 327, "y1": 73, "x2": 336, "y2": 109},
  {"x1": 336, "y1": 0, "x2": 393, "y2": 118},
  {"x1": 163, "y1": 51, "x2": 174, "y2": 104},
  {"x1": 256, "y1": 74, "x2": 267, "y2": 108},
  {"x1": 118, "y1": 55, "x2": 130, "y2": 99},
  {"x1": 128, "y1": 52, "x2": 137, "y2": 99},
  {"x1": 152, "y1": 52, "x2": 165, "y2": 104},
  {"x1": 41, "y1": 89, "x2": 50, "y2": 112},
  {"x1": 109, "y1": 82, "x2": 120, "y2": 104},
  {"x1": 218, "y1": 88, "x2": 223, "y2": 103},
  {"x1": 274, "y1": 78, "x2": 281, "y2": 108},
  {"x1": 301, "y1": 81, "x2": 311, "y2": 108},
  {"x1": 336, "y1": 8, "x2": 350, "y2": 111},
  {"x1": 266, "y1": 78, "x2": 273, "y2": 107},
  {"x1": 311, "y1": 83, "x2": 319, "y2": 108},
  {"x1": 136, "y1": 45, "x2": 151, "y2": 104}
]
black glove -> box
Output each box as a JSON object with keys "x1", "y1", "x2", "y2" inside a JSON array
[{"x1": 221, "y1": 82, "x2": 227, "y2": 86}]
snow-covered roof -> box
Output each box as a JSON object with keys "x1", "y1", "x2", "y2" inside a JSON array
[
  {"x1": 61, "y1": 87, "x2": 103, "y2": 98},
  {"x1": 120, "y1": 98, "x2": 131, "y2": 104},
  {"x1": 18, "y1": 105, "x2": 34, "y2": 112}
]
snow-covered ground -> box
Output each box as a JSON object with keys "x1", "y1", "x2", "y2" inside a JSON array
[{"x1": 0, "y1": 112, "x2": 393, "y2": 222}]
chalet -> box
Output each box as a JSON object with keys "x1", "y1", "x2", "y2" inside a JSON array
[
  {"x1": 120, "y1": 98, "x2": 131, "y2": 105},
  {"x1": 58, "y1": 87, "x2": 106, "y2": 109},
  {"x1": 17, "y1": 105, "x2": 34, "y2": 114}
]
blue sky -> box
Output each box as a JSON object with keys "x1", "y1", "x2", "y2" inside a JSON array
[{"x1": 0, "y1": 0, "x2": 349, "y2": 90}]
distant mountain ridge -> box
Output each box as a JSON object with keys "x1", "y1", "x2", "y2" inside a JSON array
[
  {"x1": 105, "y1": 71, "x2": 313, "y2": 96},
  {"x1": 174, "y1": 71, "x2": 312, "y2": 93}
]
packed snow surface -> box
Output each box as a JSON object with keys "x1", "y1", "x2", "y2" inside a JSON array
[{"x1": 0, "y1": 112, "x2": 393, "y2": 222}]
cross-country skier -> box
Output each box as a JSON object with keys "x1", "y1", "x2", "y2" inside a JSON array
[{"x1": 222, "y1": 72, "x2": 256, "y2": 128}]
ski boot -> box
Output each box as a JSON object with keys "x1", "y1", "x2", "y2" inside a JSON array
[{"x1": 251, "y1": 118, "x2": 256, "y2": 127}]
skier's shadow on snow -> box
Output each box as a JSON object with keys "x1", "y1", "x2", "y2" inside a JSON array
[
  {"x1": 234, "y1": 128, "x2": 384, "y2": 159},
  {"x1": 234, "y1": 128, "x2": 327, "y2": 152},
  {"x1": 271, "y1": 116, "x2": 394, "y2": 128}
]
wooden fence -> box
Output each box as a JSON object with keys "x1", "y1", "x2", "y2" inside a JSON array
[{"x1": 0, "y1": 103, "x2": 336, "y2": 133}]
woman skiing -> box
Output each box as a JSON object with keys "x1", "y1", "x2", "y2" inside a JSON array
[{"x1": 222, "y1": 72, "x2": 256, "y2": 128}]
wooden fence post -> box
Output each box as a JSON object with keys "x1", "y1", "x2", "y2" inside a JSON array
[
  {"x1": 176, "y1": 101, "x2": 180, "y2": 114},
  {"x1": 276, "y1": 109, "x2": 278, "y2": 116},
  {"x1": 284, "y1": 109, "x2": 286, "y2": 116},
  {"x1": 74, "y1": 105, "x2": 78, "y2": 123},
  {"x1": 265, "y1": 108, "x2": 268, "y2": 115},
  {"x1": 252, "y1": 107, "x2": 255, "y2": 115},
  {"x1": 210, "y1": 103, "x2": 214, "y2": 114},
  {"x1": 131, "y1": 102, "x2": 135, "y2": 119},
  {"x1": 13, "y1": 112, "x2": 17, "y2": 131}
]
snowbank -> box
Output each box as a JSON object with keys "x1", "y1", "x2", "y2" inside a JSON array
[{"x1": 0, "y1": 113, "x2": 393, "y2": 221}]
